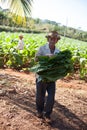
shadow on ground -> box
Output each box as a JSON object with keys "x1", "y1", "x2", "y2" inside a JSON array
[
  {"x1": 51, "y1": 100, "x2": 87, "y2": 130},
  {"x1": 3, "y1": 91, "x2": 87, "y2": 130},
  {"x1": 0, "y1": 73, "x2": 87, "y2": 130}
]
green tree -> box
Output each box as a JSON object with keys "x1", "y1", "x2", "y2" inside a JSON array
[
  {"x1": 0, "y1": 0, "x2": 33, "y2": 24},
  {"x1": 0, "y1": 0, "x2": 33, "y2": 26}
]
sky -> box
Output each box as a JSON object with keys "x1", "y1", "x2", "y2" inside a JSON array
[
  {"x1": 31, "y1": 0, "x2": 87, "y2": 31},
  {"x1": 0, "y1": 0, "x2": 87, "y2": 31}
]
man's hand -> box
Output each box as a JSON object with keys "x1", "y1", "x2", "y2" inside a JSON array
[{"x1": 46, "y1": 54, "x2": 54, "y2": 57}]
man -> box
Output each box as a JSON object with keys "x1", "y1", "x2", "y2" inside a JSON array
[
  {"x1": 35, "y1": 31, "x2": 61, "y2": 121},
  {"x1": 17, "y1": 34, "x2": 24, "y2": 50}
]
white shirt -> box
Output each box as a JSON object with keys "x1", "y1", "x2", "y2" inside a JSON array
[
  {"x1": 35, "y1": 43, "x2": 60, "y2": 57},
  {"x1": 17, "y1": 39, "x2": 24, "y2": 50},
  {"x1": 35, "y1": 43, "x2": 60, "y2": 81}
]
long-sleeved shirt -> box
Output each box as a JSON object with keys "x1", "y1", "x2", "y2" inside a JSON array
[
  {"x1": 35, "y1": 43, "x2": 60, "y2": 82},
  {"x1": 35, "y1": 43, "x2": 60, "y2": 57},
  {"x1": 17, "y1": 39, "x2": 24, "y2": 50}
]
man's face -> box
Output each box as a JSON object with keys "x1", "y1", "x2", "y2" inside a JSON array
[{"x1": 48, "y1": 37, "x2": 58, "y2": 45}]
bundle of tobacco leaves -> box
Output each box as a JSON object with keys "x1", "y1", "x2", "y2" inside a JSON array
[{"x1": 30, "y1": 49, "x2": 74, "y2": 81}]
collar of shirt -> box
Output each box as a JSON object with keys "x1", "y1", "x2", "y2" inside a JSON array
[{"x1": 45, "y1": 43, "x2": 60, "y2": 54}]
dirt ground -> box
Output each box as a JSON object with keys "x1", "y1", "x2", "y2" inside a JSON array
[{"x1": 0, "y1": 69, "x2": 87, "y2": 130}]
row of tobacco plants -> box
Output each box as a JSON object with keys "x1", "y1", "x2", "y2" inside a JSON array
[{"x1": 0, "y1": 32, "x2": 87, "y2": 80}]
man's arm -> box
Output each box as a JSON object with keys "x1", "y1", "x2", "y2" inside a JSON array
[{"x1": 35, "y1": 46, "x2": 43, "y2": 62}]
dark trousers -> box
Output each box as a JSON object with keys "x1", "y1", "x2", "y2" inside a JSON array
[{"x1": 36, "y1": 79, "x2": 55, "y2": 116}]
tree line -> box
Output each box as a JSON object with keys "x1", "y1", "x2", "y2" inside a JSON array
[{"x1": 0, "y1": 7, "x2": 87, "y2": 42}]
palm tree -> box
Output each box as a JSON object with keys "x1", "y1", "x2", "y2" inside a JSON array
[
  {"x1": 0, "y1": 0, "x2": 33, "y2": 17},
  {"x1": 0, "y1": 0, "x2": 33, "y2": 26}
]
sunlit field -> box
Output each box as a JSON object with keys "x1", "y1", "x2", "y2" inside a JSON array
[{"x1": 0, "y1": 32, "x2": 87, "y2": 78}]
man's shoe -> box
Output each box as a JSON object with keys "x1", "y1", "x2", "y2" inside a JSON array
[
  {"x1": 36, "y1": 112, "x2": 43, "y2": 118},
  {"x1": 44, "y1": 115, "x2": 51, "y2": 123}
]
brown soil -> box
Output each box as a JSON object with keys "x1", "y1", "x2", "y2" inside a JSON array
[{"x1": 0, "y1": 69, "x2": 87, "y2": 130}]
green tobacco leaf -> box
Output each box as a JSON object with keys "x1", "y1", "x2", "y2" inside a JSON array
[{"x1": 30, "y1": 49, "x2": 74, "y2": 81}]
